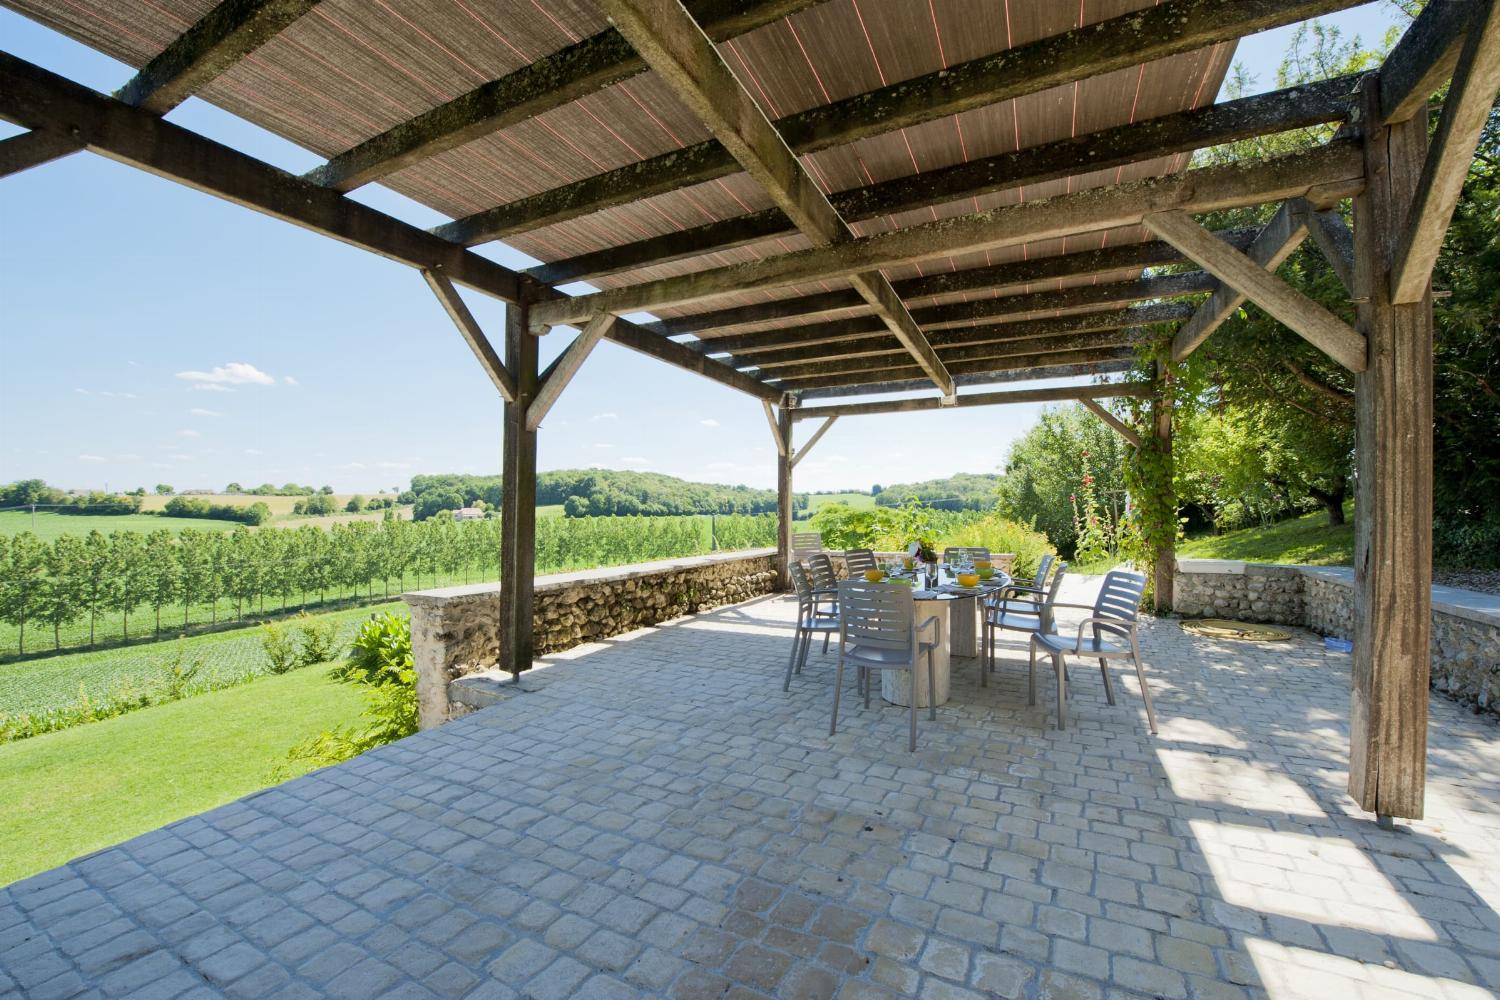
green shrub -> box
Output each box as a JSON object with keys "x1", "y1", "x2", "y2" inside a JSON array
[
  {"x1": 926, "y1": 514, "x2": 1055, "y2": 579},
  {"x1": 260, "y1": 621, "x2": 299, "y2": 674},
  {"x1": 157, "y1": 642, "x2": 205, "y2": 698},
  {"x1": 296, "y1": 614, "x2": 340, "y2": 665},
  {"x1": 275, "y1": 614, "x2": 416, "y2": 778}
]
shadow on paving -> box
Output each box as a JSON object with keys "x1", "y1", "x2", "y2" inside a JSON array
[{"x1": 1, "y1": 588, "x2": 1496, "y2": 999}]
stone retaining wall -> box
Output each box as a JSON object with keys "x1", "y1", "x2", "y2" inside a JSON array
[
  {"x1": 1176, "y1": 559, "x2": 1500, "y2": 716},
  {"x1": 403, "y1": 549, "x2": 777, "y2": 728}
]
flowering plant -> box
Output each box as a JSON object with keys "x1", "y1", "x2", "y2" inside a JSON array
[{"x1": 911, "y1": 539, "x2": 937, "y2": 562}]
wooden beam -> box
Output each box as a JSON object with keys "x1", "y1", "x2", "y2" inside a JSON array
[
  {"x1": 2, "y1": 0, "x2": 322, "y2": 179},
  {"x1": 799, "y1": 361, "x2": 1138, "y2": 400},
  {"x1": 600, "y1": 0, "x2": 952, "y2": 394},
  {"x1": 1301, "y1": 201, "x2": 1356, "y2": 293},
  {"x1": 600, "y1": 318, "x2": 779, "y2": 400},
  {"x1": 524, "y1": 78, "x2": 1355, "y2": 284},
  {"x1": 526, "y1": 314, "x2": 616, "y2": 431},
  {"x1": 914, "y1": 272, "x2": 1215, "y2": 332},
  {"x1": 1389, "y1": 1, "x2": 1500, "y2": 304},
  {"x1": 1170, "y1": 201, "x2": 1313, "y2": 360},
  {"x1": 655, "y1": 230, "x2": 1260, "y2": 340},
  {"x1": 1349, "y1": 76, "x2": 1432, "y2": 822},
  {"x1": 308, "y1": 0, "x2": 814, "y2": 192},
  {"x1": 500, "y1": 300, "x2": 540, "y2": 682},
  {"x1": 529, "y1": 142, "x2": 1366, "y2": 328},
  {"x1": 771, "y1": 347, "x2": 1140, "y2": 390},
  {"x1": 1146, "y1": 208, "x2": 1366, "y2": 371},
  {"x1": 775, "y1": 402, "x2": 793, "y2": 590},
  {"x1": 763, "y1": 400, "x2": 787, "y2": 456},
  {"x1": 792, "y1": 381, "x2": 1152, "y2": 420},
  {"x1": 1080, "y1": 398, "x2": 1144, "y2": 448},
  {"x1": 0, "y1": 53, "x2": 526, "y2": 305},
  {"x1": 437, "y1": 0, "x2": 1364, "y2": 246},
  {"x1": 790, "y1": 416, "x2": 838, "y2": 467},
  {"x1": 1379, "y1": 0, "x2": 1479, "y2": 124},
  {"x1": 421, "y1": 270, "x2": 516, "y2": 403}
]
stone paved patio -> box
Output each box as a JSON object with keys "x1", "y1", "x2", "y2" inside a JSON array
[{"x1": 3, "y1": 580, "x2": 1498, "y2": 1000}]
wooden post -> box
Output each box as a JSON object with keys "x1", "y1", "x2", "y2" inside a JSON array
[
  {"x1": 1349, "y1": 76, "x2": 1433, "y2": 822},
  {"x1": 500, "y1": 298, "x2": 539, "y2": 682},
  {"x1": 776, "y1": 403, "x2": 793, "y2": 591},
  {"x1": 1152, "y1": 360, "x2": 1175, "y2": 613}
]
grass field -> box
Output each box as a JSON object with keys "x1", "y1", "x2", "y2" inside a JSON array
[
  {"x1": 0, "y1": 665, "x2": 366, "y2": 886},
  {"x1": 0, "y1": 510, "x2": 243, "y2": 541},
  {"x1": 805, "y1": 492, "x2": 875, "y2": 513},
  {"x1": 1179, "y1": 505, "x2": 1354, "y2": 566},
  {"x1": 0, "y1": 601, "x2": 404, "y2": 721}
]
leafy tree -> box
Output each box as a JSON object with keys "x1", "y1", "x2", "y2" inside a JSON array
[
  {"x1": 225, "y1": 482, "x2": 243, "y2": 493},
  {"x1": 0, "y1": 479, "x2": 66, "y2": 507},
  {"x1": 0, "y1": 533, "x2": 45, "y2": 653},
  {"x1": 143, "y1": 530, "x2": 180, "y2": 635},
  {"x1": 875, "y1": 473, "x2": 999, "y2": 511},
  {"x1": 154, "y1": 483, "x2": 174, "y2": 495},
  {"x1": 108, "y1": 531, "x2": 150, "y2": 638},
  {"x1": 413, "y1": 489, "x2": 465, "y2": 522},
  {"x1": 39, "y1": 535, "x2": 83, "y2": 650},
  {"x1": 996, "y1": 405, "x2": 1129, "y2": 557},
  {"x1": 176, "y1": 530, "x2": 210, "y2": 627},
  {"x1": 319, "y1": 485, "x2": 334, "y2": 495},
  {"x1": 345, "y1": 495, "x2": 365, "y2": 513},
  {"x1": 77, "y1": 530, "x2": 112, "y2": 645}
]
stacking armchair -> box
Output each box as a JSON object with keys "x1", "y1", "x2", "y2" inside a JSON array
[
  {"x1": 831, "y1": 580, "x2": 941, "y2": 752},
  {"x1": 843, "y1": 548, "x2": 877, "y2": 575},
  {"x1": 805, "y1": 553, "x2": 840, "y2": 651},
  {"x1": 784, "y1": 562, "x2": 838, "y2": 691},
  {"x1": 982, "y1": 562, "x2": 1068, "y2": 684},
  {"x1": 792, "y1": 531, "x2": 824, "y2": 561},
  {"x1": 942, "y1": 546, "x2": 990, "y2": 567},
  {"x1": 1029, "y1": 570, "x2": 1157, "y2": 734}
]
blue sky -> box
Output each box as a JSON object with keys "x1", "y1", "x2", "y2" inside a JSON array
[{"x1": 0, "y1": 3, "x2": 1401, "y2": 495}]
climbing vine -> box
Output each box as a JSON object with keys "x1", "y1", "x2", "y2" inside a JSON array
[{"x1": 1121, "y1": 333, "x2": 1193, "y2": 607}]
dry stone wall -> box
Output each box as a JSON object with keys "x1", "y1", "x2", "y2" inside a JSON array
[
  {"x1": 404, "y1": 550, "x2": 778, "y2": 728},
  {"x1": 1176, "y1": 559, "x2": 1500, "y2": 717}
]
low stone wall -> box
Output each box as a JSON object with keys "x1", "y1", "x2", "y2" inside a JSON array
[
  {"x1": 1176, "y1": 559, "x2": 1500, "y2": 716},
  {"x1": 403, "y1": 549, "x2": 778, "y2": 729}
]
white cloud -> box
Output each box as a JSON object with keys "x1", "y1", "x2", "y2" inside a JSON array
[
  {"x1": 191, "y1": 383, "x2": 232, "y2": 393},
  {"x1": 243, "y1": 448, "x2": 264, "y2": 455},
  {"x1": 700, "y1": 418, "x2": 720, "y2": 427},
  {"x1": 74, "y1": 388, "x2": 91, "y2": 395},
  {"x1": 175, "y1": 361, "x2": 275, "y2": 389},
  {"x1": 620, "y1": 456, "x2": 649, "y2": 466},
  {"x1": 284, "y1": 375, "x2": 299, "y2": 386},
  {"x1": 78, "y1": 454, "x2": 105, "y2": 462},
  {"x1": 590, "y1": 412, "x2": 618, "y2": 422},
  {"x1": 168, "y1": 453, "x2": 195, "y2": 462},
  {"x1": 177, "y1": 429, "x2": 201, "y2": 438},
  {"x1": 190, "y1": 408, "x2": 221, "y2": 417}
]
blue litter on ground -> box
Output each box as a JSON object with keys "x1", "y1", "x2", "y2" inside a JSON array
[{"x1": 1324, "y1": 637, "x2": 1354, "y2": 653}]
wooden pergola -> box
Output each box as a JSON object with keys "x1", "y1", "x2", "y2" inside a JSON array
[{"x1": 2, "y1": 0, "x2": 1495, "y2": 822}]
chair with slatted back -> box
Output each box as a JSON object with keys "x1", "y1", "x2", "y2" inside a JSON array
[
  {"x1": 942, "y1": 546, "x2": 989, "y2": 568},
  {"x1": 981, "y1": 562, "x2": 1068, "y2": 685},
  {"x1": 843, "y1": 548, "x2": 877, "y2": 575},
  {"x1": 784, "y1": 562, "x2": 838, "y2": 691},
  {"x1": 792, "y1": 531, "x2": 823, "y2": 561},
  {"x1": 831, "y1": 580, "x2": 941, "y2": 752},
  {"x1": 1029, "y1": 570, "x2": 1156, "y2": 733}
]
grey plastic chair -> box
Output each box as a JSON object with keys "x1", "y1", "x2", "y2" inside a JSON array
[
  {"x1": 785, "y1": 562, "x2": 838, "y2": 691},
  {"x1": 1029, "y1": 570, "x2": 1157, "y2": 734},
  {"x1": 831, "y1": 580, "x2": 941, "y2": 752},
  {"x1": 804, "y1": 553, "x2": 840, "y2": 650},
  {"x1": 843, "y1": 548, "x2": 877, "y2": 575},
  {"x1": 792, "y1": 531, "x2": 823, "y2": 561},
  {"x1": 942, "y1": 546, "x2": 990, "y2": 567},
  {"x1": 982, "y1": 562, "x2": 1068, "y2": 684},
  {"x1": 1003, "y1": 552, "x2": 1055, "y2": 600}
]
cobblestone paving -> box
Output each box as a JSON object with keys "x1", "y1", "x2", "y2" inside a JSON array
[{"x1": 3, "y1": 581, "x2": 1498, "y2": 999}]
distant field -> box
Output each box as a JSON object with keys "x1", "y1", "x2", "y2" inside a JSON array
[
  {"x1": 0, "y1": 510, "x2": 241, "y2": 541},
  {"x1": 138, "y1": 492, "x2": 406, "y2": 524},
  {"x1": 537, "y1": 504, "x2": 566, "y2": 518}
]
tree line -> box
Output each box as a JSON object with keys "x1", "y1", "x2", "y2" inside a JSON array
[
  {"x1": 0, "y1": 512, "x2": 776, "y2": 655},
  {"x1": 405, "y1": 469, "x2": 806, "y2": 519}
]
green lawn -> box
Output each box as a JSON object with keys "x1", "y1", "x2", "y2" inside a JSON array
[
  {"x1": 0, "y1": 510, "x2": 242, "y2": 541},
  {"x1": 0, "y1": 665, "x2": 366, "y2": 886},
  {"x1": 1179, "y1": 505, "x2": 1354, "y2": 566},
  {"x1": 0, "y1": 601, "x2": 404, "y2": 722},
  {"x1": 806, "y1": 492, "x2": 875, "y2": 513}
]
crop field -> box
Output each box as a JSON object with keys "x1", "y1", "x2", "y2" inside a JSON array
[
  {"x1": 137, "y1": 493, "x2": 372, "y2": 516},
  {"x1": 0, "y1": 510, "x2": 242, "y2": 541},
  {"x1": 0, "y1": 601, "x2": 402, "y2": 724},
  {"x1": 804, "y1": 492, "x2": 876, "y2": 514}
]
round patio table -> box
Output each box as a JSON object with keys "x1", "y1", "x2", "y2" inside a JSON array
[{"x1": 880, "y1": 570, "x2": 1012, "y2": 708}]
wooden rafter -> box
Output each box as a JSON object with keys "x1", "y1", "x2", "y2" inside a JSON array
[
  {"x1": 1147, "y1": 209, "x2": 1366, "y2": 371},
  {"x1": 434, "y1": 0, "x2": 1364, "y2": 246},
  {"x1": 1389, "y1": 1, "x2": 1500, "y2": 305},
  {"x1": 1379, "y1": 0, "x2": 1481, "y2": 124},
  {"x1": 651, "y1": 230, "x2": 1261, "y2": 340},
  {"x1": 1080, "y1": 398, "x2": 1145, "y2": 448},
  {"x1": 307, "y1": 0, "x2": 814, "y2": 192},
  {"x1": 421, "y1": 270, "x2": 516, "y2": 403},
  {"x1": 771, "y1": 347, "x2": 1139, "y2": 390},
  {"x1": 530, "y1": 142, "x2": 1365, "y2": 328},
  {"x1": 1170, "y1": 200, "x2": 1313, "y2": 361},
  {"x1": 799, "y1": 361, "x2": 1138, "y2": 400},
  {"x1": 524, "y1": 77, "x2": 1357, "y2": 285},
  {"x1": 526, "y1": 314, "x2": 617, "y2": 431},
  {"x1": 792, "y1": 381, "x2": 1152, "y2": 420},
  {"x1": 0, "y1": 0, "x2": 321, "y2": 179},
  {"x1": 599, "y1": 0, "x2": 952, "y2": 395}
]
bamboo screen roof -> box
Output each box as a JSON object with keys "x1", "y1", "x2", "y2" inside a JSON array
[{"x1": 6, "y1": 0, "x2": 1237, "y2": 395}]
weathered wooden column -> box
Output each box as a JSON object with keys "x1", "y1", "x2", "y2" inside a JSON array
[
  {"x1": 1349, "y1": 76, "x2": 1433, "y2": 822},
  {"x1": 500, "y1": 298, "x2": 540, "y2": 681},
  {"x1": 776, "y1": 404, "x2": 794, "y2": 591},
  {"x1": 1152, "y1": 360, "x2": 1175, "y2": 613}
]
